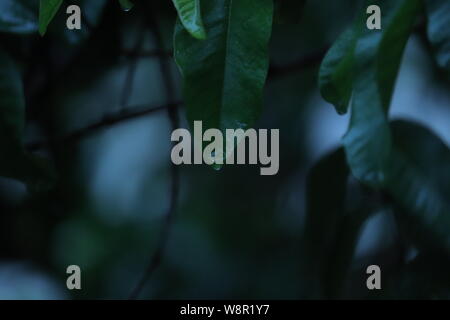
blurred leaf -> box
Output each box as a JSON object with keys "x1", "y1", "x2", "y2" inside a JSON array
[
  {"x1": 172, "y1": 0, "x2": 206, "y2": 40},
  {"x1": 39, "y1": 0, "x2": 63, "y2": 36},
  {"x1": 386, "y1": 121, "x2": 450, "y2": 252},
  {"x1": 304, "y1": 149, "x2": 348, "y2": 298},
  {"x1": 0, "y1": 0, "x2": 38, "y2": 34},
  {"x1": 319, "y1": 28, "x2": 357, "y2": 115},
  {"x1": 342, "y1": 0, "x2": 421, "y2": 187},
  {"x1": 274, "y1": 0, "x2": 306, "y2": 24},
  {"x1": 174, "y1": 0, "x2": 273, "y2": 162},
  {"x1": 425, "y1": 0, "x2": 450, "y2": 70},
  {"x1": 304, "y1": 149, "x2": 373, "y2": 298},
  {"x1": 0, "y1": 49, "x2": 55, "y2": 189},
  {"x1": 119, "y1": 0, "x2": 134, "y2": 11},
  {"x1": 386, "y1": 252, "x2": 450, "y2": 299}
]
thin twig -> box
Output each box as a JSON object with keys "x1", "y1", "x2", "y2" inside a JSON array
[
  {"x1": 26, "y1": 21, "x2": 427, "y2": 149},
  {"x1": 129, "y1": 4, "x2": 180, "y2": 300},
  {"x1": 26, "y1": 48, "x2": 327, "y2": 152},
  {"x1": 120, "y1": 22, "x2": 147, "y2": 108},
  {"x1": 26, "y1": 102, "x2": 176, "y2": 151},
  {"x1": 268, "y1": 21, "x2": 426, "y2": 78}
]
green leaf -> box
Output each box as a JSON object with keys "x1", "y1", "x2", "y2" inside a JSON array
[
  {"x1": 386, "y1": 121, "x2": 450, "y2": 252},
  {"x1": 425, "y1": 0, "x2": 450, "y2": 70},
  {"x1": 39, "y1": 0, "x2": 63, "y2": 36},
  {"x1": 174, "y1": 0, "x2": 273, "y2": 162},
  {"x1": 0, "y1": 49, "x2": 55, "y2": 189},
  {"x1": 318, "y1": 28, "x2": 357, "y2": 115},
  {"x1": 119, "y1": 0, "x2": 134, "y2": 11},
  {"x1": 172, "y1": 0, "x2": 206, "y2": 40},
  {"x1": 0, "y1": 0, "x2": 38, "y2": 34},
  {"x1": 342, "y1": 0, "x2": 421, "y2": 187}
]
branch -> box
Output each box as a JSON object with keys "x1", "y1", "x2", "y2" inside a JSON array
[
  {"x1": 268, "y1": 21, "x2": 426, "y2": 79},
  {"x1": 26, "y1": 102, "x2": 176, "y2": 151},
  {"x1": 120, "y1": 22, "x2": 147, "y2": 108},
  {"x1": 26, "y1": 47, "x2": 327, "y2": 153},
  {"x1": 129, "y1": 4, "x2": 180, "y2": 300},
  {"x1": 27, "y1": 20, "x2": 427, "y2": 148}
]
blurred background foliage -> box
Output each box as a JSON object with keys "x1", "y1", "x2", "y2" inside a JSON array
[{"x1": 0, "y1": 0, "x2": 449, "y2": 299}]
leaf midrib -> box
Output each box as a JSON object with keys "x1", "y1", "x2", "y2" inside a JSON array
[{"x1": 219, "y1": 0, "x2": 234, "y2": 130}]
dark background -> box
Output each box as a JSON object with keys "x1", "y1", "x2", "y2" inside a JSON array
[{"x1": 0, "y1": 0, "x2": 449, "y2": 299}]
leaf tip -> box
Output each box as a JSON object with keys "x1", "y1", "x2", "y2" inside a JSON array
[{"x1": 189, "y1": 26, "x2": 207, "y2": 40}]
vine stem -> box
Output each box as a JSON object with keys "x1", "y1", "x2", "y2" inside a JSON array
[
  {"x1": 128, "y1": 3, "x2": 180, "y2": 300},
  {"x1": 26, "y1": 102, "x2": 178, "y2": 151}
]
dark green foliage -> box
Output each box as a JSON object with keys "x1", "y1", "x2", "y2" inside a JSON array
[
  {"x1": 319, "y1": 28, "x2": 356, "y2": 115},
  {"x1": 386, "y1": 121, "x2": 450, "y2": 253},
  {"x1": 0, "y1": 0, "x2": 449, "y2": 299},
  {"x1": 320, "y1": 0, "x2": 422, "y2": 187}
]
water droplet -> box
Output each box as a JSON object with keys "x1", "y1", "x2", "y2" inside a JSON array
[{"x1": 119, "y1": 0, "x2": 134, "y2": 11}]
